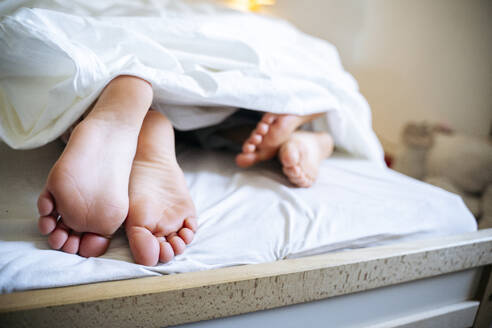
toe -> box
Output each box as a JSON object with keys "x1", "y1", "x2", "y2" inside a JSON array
[
  {"x1": 61, "y1": 232, "x2": 81, "y2": 254},
  {"x1": 168, "y1": 234, "x2": 186, "y2": 255},
  {"x1": 292, "y1": 176, "x2": 313, "y2": 188},
  {"x1": 242, "y1": 142, "x2": 256, "y2": 153},
  {"x1": 262, "y1": 113, "x2": 277, "y2": 125},
  {"x1": 256, "y1": 122, "x2": 269, "y2": 135},
  {"x1": 286, "y1": 169, "x2": 314, "y2": 188},
  {"x1": 79, "y1": 233, "x2": 111, "y2": 258},
  {"x1": 37, "y1": 189, "x2": 54, "y2": 217},
  {"x1": 178, "y1": 227, "x2": 194, "y2": 244},
  {"x1": 184, "y1": 217, "x2": 198, "y2": 232},
  {"x1": 283, "y1": 165, "x2": 302, "y2": 178},
  {"x1": 235, "y1": 153, "x2": 258, "y2": 168},
  {"x1": 38, "y1": 215, "x2": 58, "y2": 235},
  {"x1": 48, "y1": 221, "x2": 70, "y2": 250},
  {"x1": 249, "y1": 133, "x2": 262, "y2": 146},
  {"x1": 126, "y1": 226, "x2": 159, "y2": 266},
  {"x1": 158, "y1": 238, "x2": 174, "y2": 263}
]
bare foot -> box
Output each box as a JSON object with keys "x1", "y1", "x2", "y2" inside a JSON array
[
  {"x1": 37, "y1": 76, "x2": 152, "y2": 257},
  {"x1": 235, "y1": 112, "x2": 322, "y2": 168},
  {"x1": 278, "y1": 131, "x2": 334, "y2": 188},
  {"x1": 125, "y1": 110, "x2": 197, "y2": 266}
]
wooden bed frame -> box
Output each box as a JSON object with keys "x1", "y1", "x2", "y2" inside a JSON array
[{"x1": 1, "y1": 228, "x2": 491, "y2": 327}]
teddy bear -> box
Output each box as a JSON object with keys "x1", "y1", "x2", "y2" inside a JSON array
[{"x1": 393, "y1": 122, "x2": 492, "y2": 229}]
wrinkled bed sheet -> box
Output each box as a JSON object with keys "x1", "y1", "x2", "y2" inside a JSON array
[{"x1": 0, "y1": 142, "x2": 476, "y2": 293}]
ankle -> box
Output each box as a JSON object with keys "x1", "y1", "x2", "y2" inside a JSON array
[
  {"x1": 90, "y1": 75, "x2": 153, "y2": 127},
  {"x1": 109, "y1": 75, "x2": 153, "y2": 103}
]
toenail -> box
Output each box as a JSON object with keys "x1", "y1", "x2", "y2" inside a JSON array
[
  {"x1": 257, "y1": 123, "x2": 269, "y2": 134},
  {"x1": 262, "y1": 115, "x2": 275, "y2": 124},
  {"x1": 243, "y1": 144, "x2": 255, "y2": 153},
  {"x1": 251, "y1": 134, "x2": 262, "y2": 144}
]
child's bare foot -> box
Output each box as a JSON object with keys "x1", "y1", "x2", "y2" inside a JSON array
[
  {"x1": 126, "y1": 110, "x2": 197, "y2": 266},
  {"x1": 278, "y1": 131, "x2": 334, "y2": 188},
  {"x1": 37, "y1": 76, "x2": 152, "y2": 257},
  {"x1": 235, "y1": 112, "x2": 322, "y2": 168}
]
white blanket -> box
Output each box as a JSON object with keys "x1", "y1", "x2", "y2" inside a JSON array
[
  {"x1": 0, "y1": 142, "x2": 476, "y2": 293},
  {"x1": 0, "y1": 0, "x2": 383, "y2": 164}
]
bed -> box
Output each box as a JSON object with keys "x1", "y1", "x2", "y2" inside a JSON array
[
  {"x1": 1, "y1": 1, "x2": 491, "y2": 327},
  {"x1": 0, "y1": 140, "x2": 491, "y2": 327}
]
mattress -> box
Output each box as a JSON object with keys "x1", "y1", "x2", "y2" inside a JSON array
[{"x1": 0, "y1": 141, "x2": 476, "y2": 293}]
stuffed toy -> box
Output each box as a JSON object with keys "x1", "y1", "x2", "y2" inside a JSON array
[{"x1": 393, "y1": 122, "x2": 492, "y2": 229}]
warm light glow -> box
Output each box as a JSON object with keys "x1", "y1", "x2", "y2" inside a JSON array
[{"x1": 226, "y1": 0, "x2": 275, "y2": 12}]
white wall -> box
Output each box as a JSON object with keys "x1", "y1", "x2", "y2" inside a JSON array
[{"x1": 262, "y1": 0, "x2": 492, "y2": 151}]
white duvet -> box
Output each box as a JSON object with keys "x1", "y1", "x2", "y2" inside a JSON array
[{"x1": 0, "y1": 0, "x2": 383, "y2": 164}]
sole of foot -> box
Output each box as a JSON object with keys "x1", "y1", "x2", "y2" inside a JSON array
[
  {"x1": 278, "y1": 131, "x2": 334, "y2": 188},
  {"x1": 125, "y1": 110, "x2": 197, "y2": 266},
  {"x1": 235, "y1": 112, "x2": 322, "y2": 168},
  {"x1": 37, "y1": 75, "x2": 153, "y2": 257}
]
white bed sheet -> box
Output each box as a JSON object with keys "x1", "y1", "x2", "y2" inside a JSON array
[{"x1": 0, "y1": 141, "x2": 476, "y2": 293}]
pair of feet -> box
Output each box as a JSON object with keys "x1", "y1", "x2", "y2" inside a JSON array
[
  {"x1": 37, "y1": 76, "x2": 334, "y2": 266},
  {"x1": 235, "y1": 113, "x2": 334, "y2": 188},
  {"x1": 38, "y1": 76, "x2": 196, "y2": 266}
]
